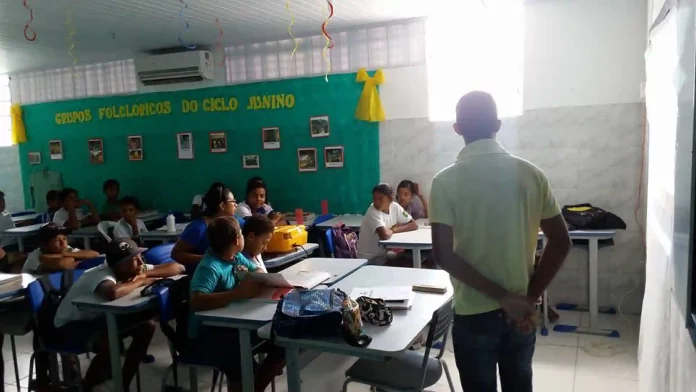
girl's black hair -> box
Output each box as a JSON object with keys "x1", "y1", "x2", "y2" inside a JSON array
[
  {"x1": 58, "y1": 188, "x2": 77, "y2": 203},
  {"x1": 397, "y1": 180, "x2": 417, "y2": 194},
  {"x1": 245, "y1": 177, "x2": 267, "y2": 200},
  {"x1": 372, "y1": 183, "x2": 394, "y2": 198},
  {"x1": 203, "y1": 185, "x2": 233, "y2": 217}
]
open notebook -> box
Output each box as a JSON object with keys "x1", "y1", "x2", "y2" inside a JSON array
[{"x1": 245, "y1": 271, "x2": 332, "y2": 301}]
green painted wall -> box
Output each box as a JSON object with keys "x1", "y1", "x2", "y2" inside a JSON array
[{"x1": 18, "y1": 73, "x2": 379, "y2": 214}]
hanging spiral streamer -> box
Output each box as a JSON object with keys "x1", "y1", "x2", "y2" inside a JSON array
[
  {"x1": 321, "y1": 0, "x2": 334, "y2": 82},
  {"x1": 286, "y1": 0, "x2": 298, "y2": 58},
  {"x1": 178, "y1": 0, "x2": 196, "y2": 49},
  {"x1": 215, "y1": 18, "x2": 225, "y2": 66},
  {"x1": 23, "y1": 0, "x2": 36, "y2": 42},
  {"x1": 66, "y1": 6, "x2": 77, "y2": 66}
]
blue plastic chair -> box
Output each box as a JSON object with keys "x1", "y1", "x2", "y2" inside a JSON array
[
  {"x1": 313, "y1": 213, "x2": 336, "y2": 226},
  {"x1": 76, "y1": 257, "x2": 106, "y2": 270},
  {"x1": 26, "y1": 270, "x2": 142, "y2": 392},
  {"x1": 324, "y1": 229, "x2": 335, "y2": 257},
  {"x1": 143, "y1": 244, "x2": 175, "y2": 265}
]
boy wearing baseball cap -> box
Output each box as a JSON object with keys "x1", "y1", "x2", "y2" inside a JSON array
[
  {"x1": 23, "y1": 223, "x2": 101, "y2": 274},
  {"x1": 54, "y1": 239, "x2": 184, "y2": 391}
]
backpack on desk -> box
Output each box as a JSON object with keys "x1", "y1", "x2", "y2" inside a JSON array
[
  {"x1": 330, "y1": 224, "x2": 359, "y2": 258},
  {"x1": 271, "y1": 289, "x2": 371, "y2": 347}
]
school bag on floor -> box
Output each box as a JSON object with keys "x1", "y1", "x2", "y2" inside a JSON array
[
  {"x1": 272, "y1": 289, "x2": 371, "y2": 347},
  {"x1": 331, "y1": 224, "x2": 359, "y2": 258}
]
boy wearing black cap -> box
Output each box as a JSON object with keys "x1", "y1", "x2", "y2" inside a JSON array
[
  {"x1": 54, "y1": 239, "x2": 184, "y2": 391},
  {"x1": 22, "y1": 223, "x2": 100, "y2": 274}
]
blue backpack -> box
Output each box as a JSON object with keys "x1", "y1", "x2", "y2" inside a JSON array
[{"x1": 271, "y1": 289, "x2": 371, "y2": 347}]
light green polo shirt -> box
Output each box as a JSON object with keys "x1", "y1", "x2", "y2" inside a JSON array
[{"x1": 429, "y1": 139, "x2": 561, "y2": 315}]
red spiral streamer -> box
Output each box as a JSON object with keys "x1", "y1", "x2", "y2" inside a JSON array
[
  {"x1": 321, "y1": 0, "x2": 335, "y2": 49},
  {"x1": 215, "y1": 18, "x2": 225, "y2": 66},
  {"x1": 23, "y1": 0, "x2": 36, "y2": 42}
]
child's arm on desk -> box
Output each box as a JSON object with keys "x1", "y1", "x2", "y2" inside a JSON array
[
  {"x1": 96, "y1": 277, "x2": 155, "y2": 301},
  {"x1": 190, "y1": 280, "x2": 263, "y2": 311}
]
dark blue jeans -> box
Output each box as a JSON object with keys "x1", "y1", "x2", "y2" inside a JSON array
[{"x1": 452, "y1": 310, "x2": 536, "y2": 392}]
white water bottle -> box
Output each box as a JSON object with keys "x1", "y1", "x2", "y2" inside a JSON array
[{"x1": 166, "y1": 212, "x2": 176, "y2": 233}]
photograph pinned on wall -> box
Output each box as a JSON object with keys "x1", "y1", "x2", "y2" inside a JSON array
[
  {"x1": 243, "y1": 154, "x2": 260, "y2": 169},
  {"x1": 49, "y1": 140, "x2": 63, "y2": 160},
  {"x1": 309, "y1": 116, "x2": 330, "y2": 138},
  {"x1": 128, "y1": 135, "x2": 143, "y2": 161},
  {"x1": 209, "y1": 132, "x2": 227, "y2": 153},
  {"x1": 28, "y1": 152, "x2": 41, "y2": 165},
  {"x1": 177, "y1": 132, "x2": 194, "y2": 159},
  {"x1": 324, "y1": 146, "x2": 344, "y2": 168},
  {"x1": 88, "y1": 138, "x2": 104, "y2": 164},
  {"x1": 298, "y1": 148, "x2": 318, "y2": 172},
  {"x1": 262, "y1": 127, "x2": 280, "y2": 150}
]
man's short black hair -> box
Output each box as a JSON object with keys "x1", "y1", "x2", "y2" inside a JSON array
[
  {"x1": 46, "y1": 190, "x2": 59, "y2": 202},
  {"x1": 120, "y1": 196, "x2": 141, "y2": 210},
  {"x1": 207, "y1": 216, "x2": 241, "y2": 255},
  {"x1": 103, "y1": 179, "x2": 120, "y2": 192},
  {"x1": 242, "y1": 214, "x2": 275, "y2": 238},
  {"x1": 58, "y1": 188, "x2": 77, "y2": 203},
  {"x1": 455, "y1": 91, "x2": 499, "y2": 139}
]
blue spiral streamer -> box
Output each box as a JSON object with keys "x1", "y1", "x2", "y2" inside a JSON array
[{"x1": 178, "y1": 0, "x2": 196, "y2": 49}]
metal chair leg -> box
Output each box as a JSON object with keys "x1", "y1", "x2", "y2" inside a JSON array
[
  {"x1": 27, "y1": 353, "x2": 35, "y2": 392},
  {"x1": 160, "y1": 364, "x2": 173, "y2": 392},
  {"x1": 441, "y1": 360, "x2": 456, "y2": 392},
  {"x1": 342, "y1": 378, "x2": 352, "y2": 392},
  {"x1": 217, "y1": 374, "x2": 223, "y2": 392},
  {"x1": 136, "y1": 367, "x2": 142, "y2": 392},
  {"x1": 10, "y1": 336, "x2": 20, "y2": 392},
  {"x1": 210, "y1": 370, "x2": 219, "y2": 392}
]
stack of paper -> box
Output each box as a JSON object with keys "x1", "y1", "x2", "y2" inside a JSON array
[
  {"x1": 0, "y1": 274, "x2": 23, "y2": 293},
  {"x1": 350, "y1": 286, "x2": 416, "y2": 310}
]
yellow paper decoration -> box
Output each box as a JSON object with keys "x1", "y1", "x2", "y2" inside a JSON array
[
  {"x1": 355, "y1": 68, "x2": 385, "y2": 122},
  {"x1": 10, "y1": 104, "x2": 27, "y2": 144}
]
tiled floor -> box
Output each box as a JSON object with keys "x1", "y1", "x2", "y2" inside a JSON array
[{"x1": 2, "y1": 310, "x2": 639, "y2": 392}]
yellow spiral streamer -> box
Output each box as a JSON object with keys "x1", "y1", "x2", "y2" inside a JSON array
[{"x1": 286, "y1": 0, "x2": 299, "y2": 58}]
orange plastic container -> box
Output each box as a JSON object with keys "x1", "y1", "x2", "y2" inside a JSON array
[{"x1": 265, "y1": 225, "x2": 308, "y2": 253}]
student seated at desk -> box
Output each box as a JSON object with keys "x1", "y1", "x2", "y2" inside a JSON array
[
  {"x1": 357, "y1": 183, "x2": 418, "y2": 264},
  {"x1": 53, "y1": 188, "x2": 100, "y2": 230},
  {"x1": 113, "y1": 196, "x2": 148, "y2": 243},
  {"x1": 0, "y1": 190, "x2": 18, "y2": 251},
  {"x1": 189, "y1": 216, "x2": 284, "y2": 392},
  {"x1": 173, "y1": 185, "x2": 242, "y2": 274},
  {"x1": 39, "y1": 189, "x2": 61, "y2": 223},
  {"x1": 23, "y1": 223, "x2": 101, "y2": 274},
  {"x1": 190, "y1": 181, "x2": 225, "y2": 220},
  {"x1": 54, "y1": 239, "x2": 184, "y2": 392},
  {"x1": 241, "y1": 214, "x2": 275, "y2": 272},
  {"x1": 236, "y1": 178, "x2": 287, "y2": 226},
  {"x1": 100, "y1": 179, "x2": 121, "y2": 221},
  {"x1": 396, "y1": 180, "x2": 428, "y2": 220}
]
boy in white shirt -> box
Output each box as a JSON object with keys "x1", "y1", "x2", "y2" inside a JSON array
[
  {"x1": 22, "y1": 223, "x2": 100, "y2": 274},
  {"x1": 357, "y1": 183, "x2": 418, "y2": 263},
  {"x1": 112, "y1": 196, "x2": 148, "y2": 242},
  {"x1": 52, "y1": 188, "x2": 100, "y2": 230},
  {"x1": 54, "y1": 239, "x2": 184, "y2": 391},
  {"x1": 240, "y1": 214, "x2": 275, "y2": 272}
]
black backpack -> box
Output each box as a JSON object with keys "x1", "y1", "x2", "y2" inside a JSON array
[
  {"x1": 36, "y1": 272, "x2": 74, "y2": 345},
  {"x1": 561, "y1": 203, "x2": 627, "y2": 231}
]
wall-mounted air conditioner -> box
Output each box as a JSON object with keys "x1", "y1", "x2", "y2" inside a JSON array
[{"x1": 135, "y1": 51, "x2": 214, "y2": 86}]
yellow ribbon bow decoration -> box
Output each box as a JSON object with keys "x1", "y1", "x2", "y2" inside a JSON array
[
  {"x1": 355, "y1": 68, "x2": 385, "y2": 122},
  {"x1": 10, "y1": 104, "x2": 27, "y2": 144}
]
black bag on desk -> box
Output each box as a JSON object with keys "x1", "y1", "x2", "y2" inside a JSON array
[{"x1": 561, "y1": 204, "x2": 627, "y2": 231}]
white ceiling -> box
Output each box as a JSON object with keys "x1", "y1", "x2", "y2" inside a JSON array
[{"x1": 0, "y1": 0, "x2": 429, "y2": 74}]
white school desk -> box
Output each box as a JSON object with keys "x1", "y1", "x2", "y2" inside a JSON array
[
  {"x1": 195, "y1": 258, "x2": 368, "y2": 392},
  {"x1": 257, "y1": 266, "x2": 454, "y2": 392},
  {"x1": 4, "y1": 223, "x2": 47, "y2": 252},
  {"x1": 72, "y1": 275, "x2": 185, "y2": 392},
  {"x1": 10, "y1": 213, "x2": 40, "y2": 224},
  {"x1": 140, "y1": 223, "x2": 190, "y2": 243},
  {"x1": 137, "y1": 211, "x2": 165, "y2": 223},
  {"x1": 314, "y1": 214, "x2": 363, "y2": 230},
  {"x1": 0, "y1": 274, "x2": 37, "y2": 301},
  {"x1": 69, "y1": 226, "x2": 102, "y2": 249},
  {"x1": 380, "y1": 228, "x2": 617, "y2": 337},
  {"x1": 263, "y1": 243, "x2": 320, "y2": 269}
]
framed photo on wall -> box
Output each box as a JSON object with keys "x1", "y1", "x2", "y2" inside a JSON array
[
  {"x1": 309, "y1": 116, "x2": 330, "y2": 138},
  {"x1": 177, "y1": 132, "x2": 194, "y2": 159},
  {"x1": 262, "y1": 127, "x2": 280, "y2": 150},
  {"x1": 49, "y1": 140, "x2": 63, "y2": 160},
  {"x1": 209, "y1": 132, "x2": 227, "y2": 153},
  {"x1": 324, "y1": 146, "x2": 344, "y2": 168},
  {"x1": 128, "y1": 135, "x2": 143, "y2": 161},
  {"x1": 88, "y1": 138, "x2": 104, "y2": 164},
  {"x1": 298, "y1": 148, "x2": 317, "y2": 172},
  {"x1": 243, "y1": 155, "x2": 260, "y2": 169},
  {"x1": 28, "y1": 152, "x2": 41, "y2": 165}
]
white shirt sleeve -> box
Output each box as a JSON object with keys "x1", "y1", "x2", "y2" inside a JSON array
[
  {"x1": 137, "y1": 220, "x2": 148, "y2": 234},
  {"x1": 112, "y1": 220, "x2": 132, "y2": 240},
  {"x1": 253, "y1": 254, "x2": 268, "y2": 273},
  {"x1": 192, "y1": 194, "x2": 203, "y2": 206},
  {"x1": 393, "y1": 202, "x2": 414, "y2": 225},
  {"x1": 363, "y1": 206, "x2": 386, "y2": 235},
  {"x1": 235, "y1": 202, "x2": 253, "y2": 218},
  {"x1": 53, "y1": 209, "x2": 84, "y2": 228}
]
